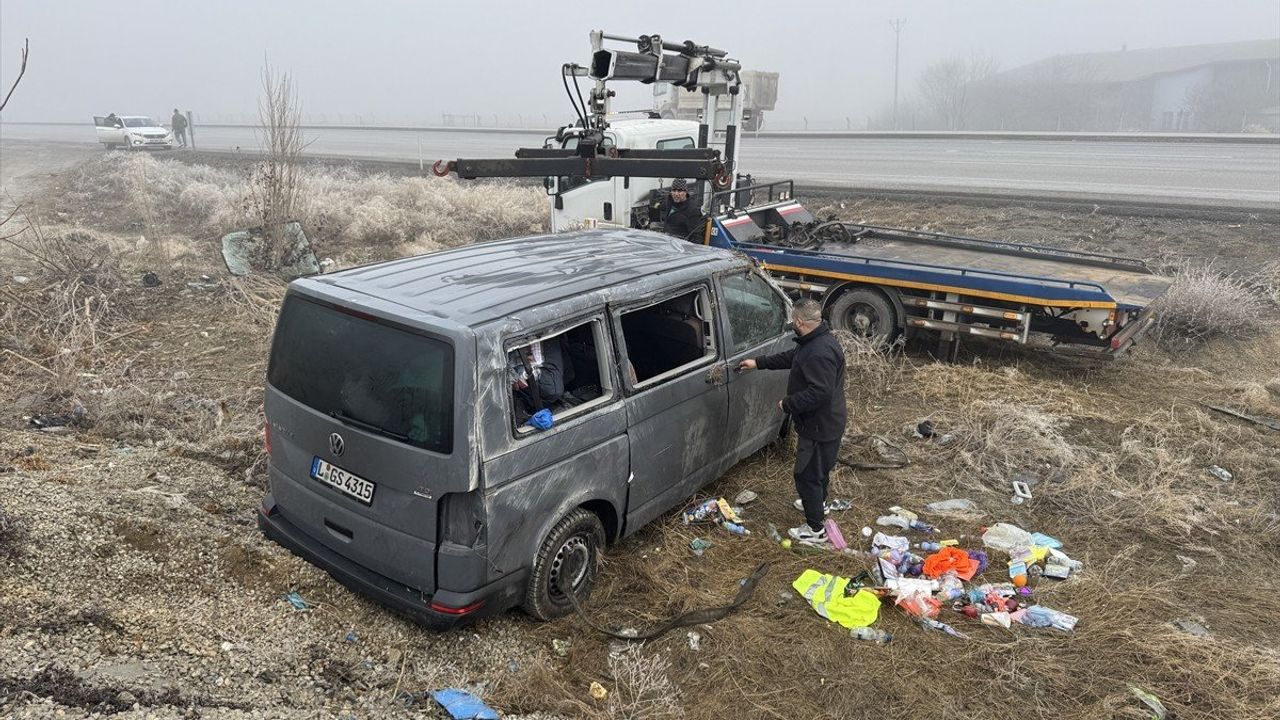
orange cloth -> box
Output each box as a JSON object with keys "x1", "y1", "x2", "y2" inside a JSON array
[{"x1": 922, "y1": 547, "x2": 980, "y2": 581}]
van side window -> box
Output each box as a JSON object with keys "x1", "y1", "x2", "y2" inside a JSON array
[
  {"x1": 656, "y1": 137, "x2": 695, "y2": 150},
  {"x1": 509, "y1": 319, "x2": 613, "y2": 434},
  {"x1": 618, "y1": 287, "x2": 716, "y2": 387},
  {"x1": 721, "y1": 271, "x2": 790, "y2": 354}
]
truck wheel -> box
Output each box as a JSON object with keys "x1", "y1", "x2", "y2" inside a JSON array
[
  {"x1": 523, "y1": 508, "x2": 605, "y2": 621},
  {"x1": 828, "y1": 287, "x2": 899, "y2": 345}
]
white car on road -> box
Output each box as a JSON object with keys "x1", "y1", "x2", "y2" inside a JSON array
[{"x1": 93, "y1": 115, "x2": 174, "y2": 150}]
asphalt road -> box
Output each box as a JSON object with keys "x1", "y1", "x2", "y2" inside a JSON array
[{"x1": 4, "y1": 123, "x2": 1277, "y2": 207}]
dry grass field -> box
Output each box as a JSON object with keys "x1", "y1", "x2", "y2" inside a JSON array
[{"x1": 2, "y1": 147, "x2": 1278, "y2": 719}]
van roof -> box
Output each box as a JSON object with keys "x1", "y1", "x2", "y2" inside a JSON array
[{"x1": 303, "y1": 228, "x2": 744, "y2": 326}]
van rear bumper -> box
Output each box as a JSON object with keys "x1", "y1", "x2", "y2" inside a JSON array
[{"x1": 257, "y1": 495, "x2": 525, "y2": 630}]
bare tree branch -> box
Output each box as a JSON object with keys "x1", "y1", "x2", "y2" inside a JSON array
[{"x1": 0, "y1": 38, "x2": 30, "y2": 112}]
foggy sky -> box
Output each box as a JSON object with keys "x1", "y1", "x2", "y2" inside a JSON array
[{"x1": 2, "y1": 0, "x2": 1277, "y2": 127}]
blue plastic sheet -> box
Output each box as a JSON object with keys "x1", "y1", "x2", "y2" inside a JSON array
[{"x1": 432, "y1": 688, "x2": 499, "y2": 719}]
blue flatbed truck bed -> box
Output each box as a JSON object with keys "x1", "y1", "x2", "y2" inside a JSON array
[{"x1": 706, "y1": 183, "x2": 1173, "y2": 358}]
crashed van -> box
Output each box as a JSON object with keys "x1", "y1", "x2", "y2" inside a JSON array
[{"x1": 258, "y1": 229, "x2": 793, "y2": 627}]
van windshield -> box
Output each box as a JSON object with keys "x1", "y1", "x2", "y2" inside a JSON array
[{"x1": 267, "y1": 296, "x2": 454, "y2": 454}]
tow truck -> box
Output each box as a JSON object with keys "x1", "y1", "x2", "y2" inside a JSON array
[{"x1": 432, "y1": 31, "x2": 1171, "y2": 359}]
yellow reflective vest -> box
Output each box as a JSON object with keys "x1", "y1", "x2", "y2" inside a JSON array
[{"x1": 792, "y1": 569, "x2": 881, "y2": 629}]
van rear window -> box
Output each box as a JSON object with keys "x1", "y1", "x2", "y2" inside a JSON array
[{"x1": 267, "y1": 296, "x2": 453, "y2": 454}]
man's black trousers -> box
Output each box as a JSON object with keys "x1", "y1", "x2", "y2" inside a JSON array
[{"x1": 795, "y1": 436, "x2": 840, "y2": 530}]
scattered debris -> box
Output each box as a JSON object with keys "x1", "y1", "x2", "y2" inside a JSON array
[
  {"x1": 589, "y1": 681, "x2": 609, "y2": 701},
  {"x1": 733, "y1": 489, "x2": 758, "y2": 506},
  {"x1": 683, "y1": 497, "x2": 754, "y2": 537},
  {"x1": 1172, "y1": 619, "x2": 1211, "y2": 637},
  {"x1": 1208, "y1": 465, "x2": 1233, "y2": 482},
  {"x1": 27, "y1": 414, "x2": 74, "y2": 432},
  {"x1": 221, "y1": 221, "x2": 320, "y2": 279},
  {"x1": 1010, "y1": 479, "x2": 1033, "y2": 504},
  {"x1": 281, "y1": 591, "x2": 309, "y2": 611},
  {"x1": 1201, "y1": 402, "x2": 1280, "y2": 432},
  {"x1": 551, "y1": 639, "x2": 571, "y2": 657},
  {"x1": 1176, "y1": 554, "x2": 1198, "y2": 572},
  {"x1": 1128, "y1": 685, "x2": 1169, "y2": 719},
  {"x1": 344, "y1": 631, "x2": 357, "y2": 643},
  {"x1": 431, "y1": 688, "x2": 500, "y2": 720},
  {"x1": 689, "y1": 537, "x2": 713, "y2": 556},
  {"x1": 686, "y1": 631, "x2": 701, "y2": 650},
  {"x1": 850, "y1": 626, "x2": 892, "y2": 644},
  {"x1": 924, "y1": 498, "x2": 981, "y2": 516},
  {"x1": 911, "y1": 419, "x2": 955, "y2": 444},
  {"x1": 141, "y1": 271, "x2": 161, "y2": 287}
]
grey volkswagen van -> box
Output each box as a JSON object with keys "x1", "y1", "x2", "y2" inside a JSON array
[{"x1": 258, "y1": 228, "x2": 793, "y2": 628}]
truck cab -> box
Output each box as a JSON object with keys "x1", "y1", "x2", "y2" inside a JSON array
[{"x1": 547, "y1": 118, "x2": 702, "y2": 233}]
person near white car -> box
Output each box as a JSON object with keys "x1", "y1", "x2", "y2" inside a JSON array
[{"x1": 93, "y1": 115, "x2": 174, "y2": 150}]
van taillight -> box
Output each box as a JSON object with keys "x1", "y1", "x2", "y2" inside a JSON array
[
  {"x1": 429, "y1": 599, "x2": 484, "y2": 615},
  {"x1": 264, "y1": 424, "x2": 272, "y2": 456}
]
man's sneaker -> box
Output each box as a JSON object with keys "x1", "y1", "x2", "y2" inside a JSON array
[
  {"x1": 793, "y1": 498, "x2": 832, "y2": 515},
  {"x1": 788, "y1": 524, "x2": 828, "y2": 545}
]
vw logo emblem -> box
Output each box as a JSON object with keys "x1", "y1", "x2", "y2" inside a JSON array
[{"x1": 328, "y1": 432, "x2": 345, "y2": 457}]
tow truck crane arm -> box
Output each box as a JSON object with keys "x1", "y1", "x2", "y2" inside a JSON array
[
  {"x1": 432, "y1": 146, "x2": 730, "y2": 186},
  {"x1": 432, "y1": 31, "x2": 743, "y2": 193}
]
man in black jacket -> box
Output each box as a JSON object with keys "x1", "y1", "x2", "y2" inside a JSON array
[
  {"x1": 662, "y1": 178, "x2": 704, "y2": 240},
  {"x1": 738, "y1": 298, "x2": 847, "y2": 544}
]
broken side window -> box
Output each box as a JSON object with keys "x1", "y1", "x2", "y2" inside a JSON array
[
  {"x1": 721, "y1": 271, "x2": 790, "y2": 354},
  {"x1": 509, "y1": 319, "x2": 612, "y2": 434},
  {"x1": 618, "y1": 287, "x2": 716, "y2": 387}
]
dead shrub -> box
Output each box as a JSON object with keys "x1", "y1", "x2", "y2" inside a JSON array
[
  {"x1": 606, "y1": 645, "x2": 683, "y2": 720},
  {"x1": 1152, "y1": 264, "x2": 1267, "y2": 345},
  {"x1": 0, "y1": 220, "x2": 125, "y2": 377}
]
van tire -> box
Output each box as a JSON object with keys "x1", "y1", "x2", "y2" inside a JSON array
[
  {"x1": 828, "y1": 287, "x2": 899, "y2": 345},
  {"x1": 523, "y1": 508, "x2": 606, "y2": 621}
]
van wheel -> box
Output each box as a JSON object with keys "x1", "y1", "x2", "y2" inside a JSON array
[
  {"x1": 523, "y1": 508, "x2": 605, "y2": 621},
  {"x1": 828, "y1": 287, "x2": 899, "y2": 345}
]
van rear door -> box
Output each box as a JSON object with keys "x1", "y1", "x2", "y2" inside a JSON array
[{"x1": 264, "y1": 293, "x2": 465, "y2": 596}]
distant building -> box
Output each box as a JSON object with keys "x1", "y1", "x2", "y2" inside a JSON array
[{"x1": 972, "y1": 38, "x2": 1280, "y2": 132}]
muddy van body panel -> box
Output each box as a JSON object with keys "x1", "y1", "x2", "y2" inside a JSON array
[{"x1": 261, "y1": 229, "x2": 780, "y2": 628}]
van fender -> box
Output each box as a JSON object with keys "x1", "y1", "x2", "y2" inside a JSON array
[{"x1": 483, "y1": 434, "x2": 628, "y2": 576}]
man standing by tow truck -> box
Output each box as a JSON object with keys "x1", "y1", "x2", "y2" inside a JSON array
[{"x1": 662, "y1": 178, "x2": 704, "y2": 240}]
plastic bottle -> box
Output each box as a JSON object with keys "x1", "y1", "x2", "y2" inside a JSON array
[
  {"x1": 851, "y1": 627, "x2": 892, "y2": 644},
  {"x1": 720, "y1": 520, "x2": 750, "y2": 536},
  {"x1": 909, "y1": 520, "x2": 939, "y2": 534},
  {"x1": 915, "y1": 541, "x2": 941, "y2": 552},
  {"x1": 823, "y1": 518, "x2": 848, "y2": 550}
]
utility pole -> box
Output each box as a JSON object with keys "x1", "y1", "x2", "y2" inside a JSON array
[{"x1": 890, "y1": 19, "x2": 906, "y2": 130}]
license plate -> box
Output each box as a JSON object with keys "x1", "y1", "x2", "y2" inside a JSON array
[{"x1": 310, "y1": 457, "x2": 375, "y2": 505}]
